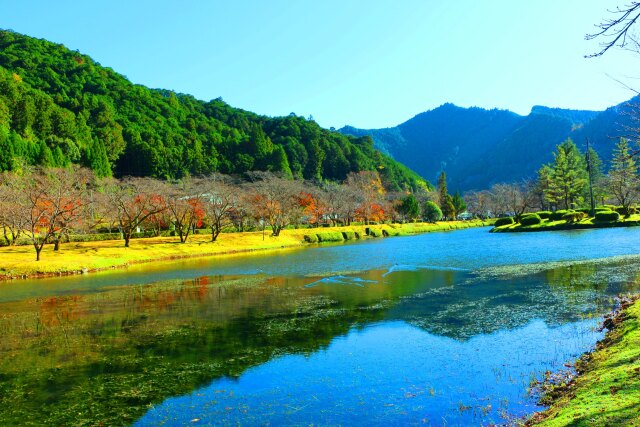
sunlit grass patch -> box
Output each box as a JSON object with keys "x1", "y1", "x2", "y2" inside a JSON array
[
  {"x1": 530, "y1": 299, "x2": 640, "y2": 426},
  {"x1": 0, "y1": 220, "x2": 489, "y2": 280}
]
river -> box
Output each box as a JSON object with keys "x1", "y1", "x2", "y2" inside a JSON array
[{"x1": 1, "y1": 227, "x2": 640, "y2": 426}]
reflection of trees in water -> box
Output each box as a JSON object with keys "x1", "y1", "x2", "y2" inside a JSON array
[
  {"x1": 545, "y1": 264, "x2": 603, "y2": 291},
  {"x1": 0, "y1": 260, "x2": 636, "y2": 425},
  {"x1": 391, "y1": 262, "x2": 638, "y2": 341},
  {"x1": 0, "y1": 275, "x2": 392, "y2": 425}
]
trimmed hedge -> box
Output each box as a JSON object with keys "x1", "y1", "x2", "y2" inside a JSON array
[
  {"x1": 316, "y1": 232, "x2": 345, "y2": 242},
  {"x1": 595, "y1": 210, "x2": 620, "y2": 222},
  {"x1": 536, "y1": 211, "x2": 552, "y2": 219},
  {"x1": 382, "y1": 228, "x2": 400, "y2": 237},
  {"x1": 562, "y1": 211, "x2": 587, "y2": 224},
  {"x1": 303, "y1": 234, "x2": 319, "y2": 243},
  {"x1": 494, "y1": 217, "x2": 515, "y2": 227},
  {"x1": 341, "y1": 231, "x2": 357, "y2": 240},
  {"x1": 615, "y1": 206, "x2": 637, "y2": 216},
  {"x1": 366, "y1": 228, "x2": 383, "y2": 237},
  {"x1": 520, "y1": 214, "x2": 542, "y2": 226},
  {"x1": 549, "y1": 210, "x2": 572, "y2": 221}
]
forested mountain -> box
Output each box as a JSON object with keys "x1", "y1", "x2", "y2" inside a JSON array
[
  {"x1": 0, "y1": 30, "x2": 426, "y2": 191},
  {"x1": 341, "y1": 99, "x2": 638, "y2": 191}
]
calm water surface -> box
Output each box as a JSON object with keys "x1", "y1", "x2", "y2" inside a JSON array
[{"x1": 1, "y1": 227, "x2": 640, "y2": 426}]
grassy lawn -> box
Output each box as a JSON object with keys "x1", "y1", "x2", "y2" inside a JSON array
[
  {"x1": 531, "y1": 299, "x2": 640, "y2": 426},
  {"x1": 494, "y1": 214, "x2": 640, "y2": 232},
  {"x1": 0, "y1": 220, "x2": 489, "y2": 279}
]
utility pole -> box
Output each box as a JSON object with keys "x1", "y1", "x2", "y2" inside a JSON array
[{"x1": 585, "y1": 138, "x2": 596, "y2": 217}]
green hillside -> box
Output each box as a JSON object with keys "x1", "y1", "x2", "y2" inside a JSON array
[{"x1": 0, "y1": 30, "x2": 427, "y2": 191}]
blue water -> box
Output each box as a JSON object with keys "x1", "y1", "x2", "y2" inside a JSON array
[
  {"x1": 4, "y1": 226, "x2": 640, "y2": 425},
  {"x1": 4, "y1": 226, "x2": 640, "y2": 302},
  {"x1": 136, "y1": 320, "x2": 600, "y2": 426}
]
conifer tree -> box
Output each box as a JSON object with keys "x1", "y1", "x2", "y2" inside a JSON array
[
  {"x1": 452, "y1": 191, "x2": 466, "y2": 217},
  {"x1": 607, "y1": 138, "x2": 640, "y2": 217},
  {"x1": 437, "y1": 171, "x2": 455, "y2": 219},
  {"x1": 544, "y1": 139, "x2": 587, "y2": 210}
]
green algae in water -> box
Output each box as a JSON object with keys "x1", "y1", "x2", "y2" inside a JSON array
[{"x1": 3, "y1": 228, "x2": 640, "y2": 425}]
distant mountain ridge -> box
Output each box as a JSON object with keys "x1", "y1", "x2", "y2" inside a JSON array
[{"x1": 340, "y1": 100, "x2": 637, "y2": 191}]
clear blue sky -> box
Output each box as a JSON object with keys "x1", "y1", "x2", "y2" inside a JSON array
[{"x1": 0, "y1": 1, "x2": 637, "y2": 129}]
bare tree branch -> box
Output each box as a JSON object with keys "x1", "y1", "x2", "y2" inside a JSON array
[{"x1": 586, "y1": 2, "x2": 640, "y2": 57}]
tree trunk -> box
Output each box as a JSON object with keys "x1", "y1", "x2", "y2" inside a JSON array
[
  {"x1": 124, "y1": 231, "x2": 131, "y2": 248},
  {"x1": 12, "y1": 230, "x2": 20, "y2": 246},
  {"x1": 3, "y1": 227, "x2": 10, "y2": 246},
  {"x1": 34, "y1": 244, "x2": 43, "y2": 261},
  {"x1": 54, "y1": 239, "x2": 60, "y2": 251}
]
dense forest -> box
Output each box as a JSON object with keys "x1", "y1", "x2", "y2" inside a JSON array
[{"x1": 0, "y1": 30, "x2": 427, "y2": 191}]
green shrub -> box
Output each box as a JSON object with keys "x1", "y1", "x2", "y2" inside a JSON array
[
  {"x1": 595, "y1": 207, "x2": 610, "y2": 212},
  {"x1": 342, "y1": 231, "x2": 357, "y2": 240},
  {"x1": 614, "y1": 206, "x2": 637, "y2": 216},
  {"x1": 594, "y1": 210, "x2": 620, "y2": 222},
  {"x1": 494, "y1": 217, "x2": 515, "y2": 227},
  {"x1": 382, "y1": 228, "x2": 400, "y2": 237},
  {"x1": 304, "y1": 234, "x2": 319, "y2": 243},
  {"x1": 423, "y1": 201, "x2": 443, "y2": 223},
  {"x1": 550, "y1": 210, "x2": 572, "y2": 221},
  {"x1": 520, "y1": 214, "x2": 542, "y2": 226},
  {"x1": 562, "y1": 211, "x2": 587, "y2": 223},
  {"x1": 316, "y1": 232, "x2": 344, "y2": 242},
  {"x1": 536, "y1": 211, "x2": 552, "y2": 219},
  {"x1": 366, "y1": 228, "x2": 383, "y2": 237}
]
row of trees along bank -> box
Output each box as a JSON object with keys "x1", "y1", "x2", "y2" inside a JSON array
[
  {"x1": 0, "y1": 167, "x2": 466, "y2": 261},
  {"x1": 463, "y1": 138, "x2": 639, "y2": 222}
]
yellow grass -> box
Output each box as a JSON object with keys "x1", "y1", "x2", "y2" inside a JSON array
[{"x1": 0, "y1": 220, "x2": 488, "y2": 280}]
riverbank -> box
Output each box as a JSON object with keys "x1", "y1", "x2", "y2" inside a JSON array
[
  {"x1": 493, "y1": 214, "x2": 640, "y2": 233},
  {"x1": 529, "y1": 296, "x2": 640, "y2": 426},
  {"x1": 0, "y1": 220, "x2": 490, "y2": 281}
]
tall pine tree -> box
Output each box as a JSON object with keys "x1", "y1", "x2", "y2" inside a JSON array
[
  {"x1": 544, "y1": 139, "x2": 587, "y2": 210},
  {"x1": 607, "y1": 138, "x2": 639, "y2": 217}
]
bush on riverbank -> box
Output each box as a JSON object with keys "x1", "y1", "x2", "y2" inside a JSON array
[
  {"x1": 494, "y1": 217, "x2": 515, "y2": 227},
  {"x1": 316, "y1": 232, "x2": 345, "y2": 242},
  {"x1": 341, "y1": 231, "x2": 357, "y2": 240},
  {"x1": 536, "y1": 211, "x2": 552, "y2": 219},
  {"x1": 382, "y1": 228, "x2": 401, "y2": 237},
  {"x1": 520, "y1": 214, "x2": 542, "y2": 226},
  {"x1": 562, "y1": 212, "x2": 587, "y2": 224},
  {"x1": 550, "y1": 210, "x2": 571, "y2": 221},
  {"x1": 614, "y1": 206, "x2": 638, "y2": 217},
  {"x1": 595, "y1": 211, "x2": 620, "y2": 222},
  {"x1": 366, "y1": 228, "x2": 383, "y2": 237},
  {"x1": 303, "y1": 234, "x2": 319, "y2": 243}
]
